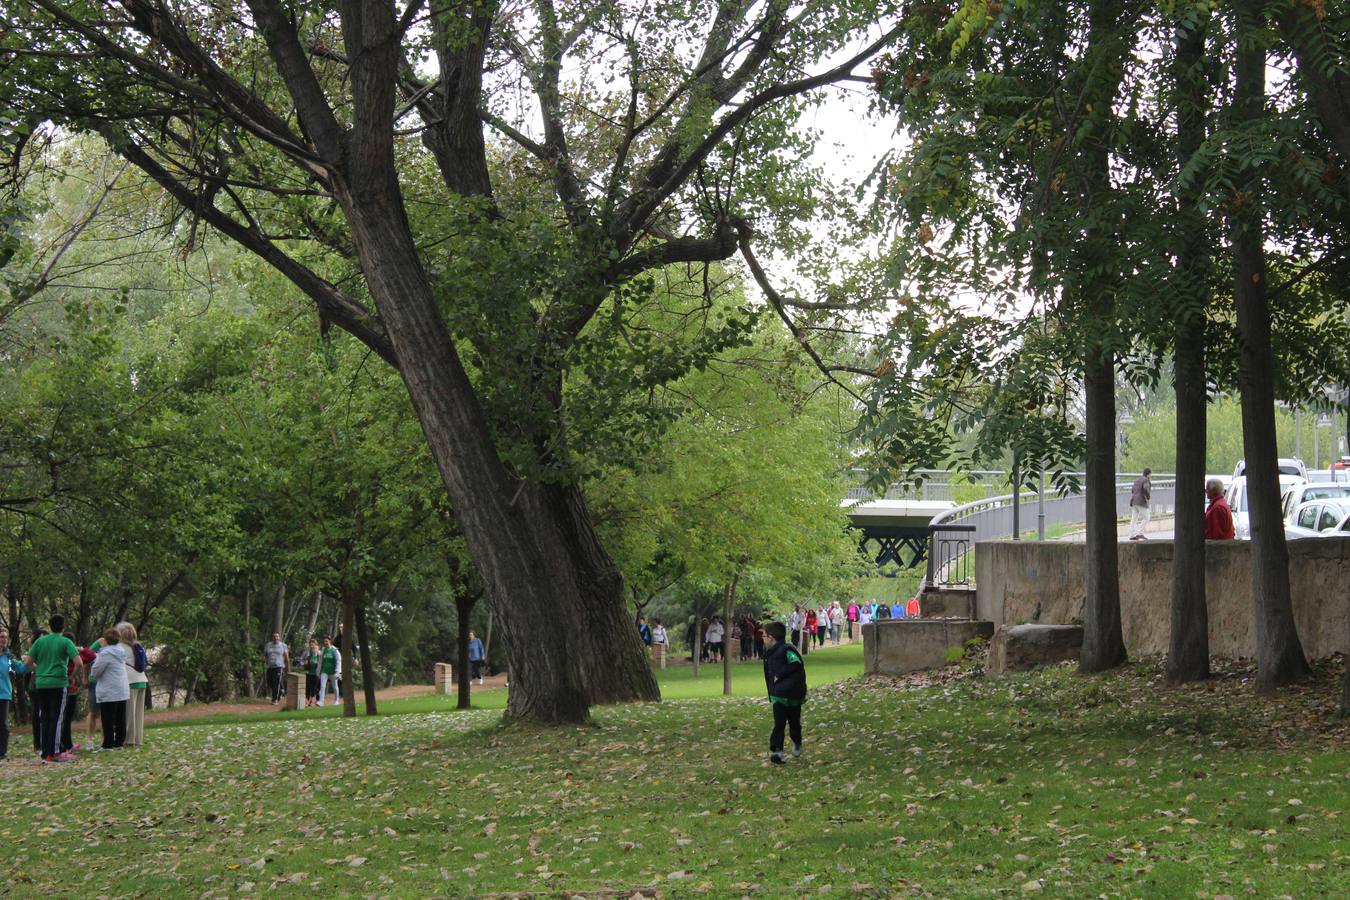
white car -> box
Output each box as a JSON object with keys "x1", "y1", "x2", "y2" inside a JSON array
[
  {"x1": 1286, "y1": 499, "x2": 1350, "y2": 538},
  {"x1": 1227, "y1": 474, "x2": 1309, "y2": 539},
  {"x1": 1232, "y1": 457, "x2": 1309, "y2": 482},
  {"x1": 1281, "y1": 482, "x2": 1350, "y2": 524}
]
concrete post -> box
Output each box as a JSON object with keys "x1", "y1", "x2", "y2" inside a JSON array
[
  {"x1": 284, "y1": 671, "x2": 303, "y2": 711},
  {"x1": 433, "y1": 662, "x2": 454, "y2": 695}
]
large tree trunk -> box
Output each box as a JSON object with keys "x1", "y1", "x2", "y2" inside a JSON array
[
  {"x1": 8, "y1": 580, "x2": 29, "y2": 724},
  {"x1": 722, "y1": 572, "x2": 741, "y2": 696},
  {"x1": 455, "y1": 590, "x2": 479, "y2": 711},
  {"x1": 1080, "y1": 355, "x2": 1126, "y2": 672},
  {"x1": 1167, "y1": 10, "x2": 1211, "y2": 685},
  {"x1": 305, "y1": 591, "x2": 322, "y2": 640},
  {"x1": 326, "y1": 5, "x2": 654, "y2": 724},
  {"x1": 1232, "y1": 3, "x2": 1310, "y2": 690},
  {"x1": 273, "y1": 584, "x2": 286, "y2": 638},
  {"x1": 340, "y1": 591, "x2": 358, "y2": 718},
  {"x1": 1074, "y1": 0, "x2": 1133, "y2": 675},
  {"x1": 242, "y1": 581, "x2": 254, "y2": 698},
  {"x1": 354, "y1": 600, "x2": 377, "y2": 716}
]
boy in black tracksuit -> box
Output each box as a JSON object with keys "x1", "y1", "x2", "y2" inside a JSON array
[{"x1": 762, "y1": 621, "x2": 807, "y2": 764}]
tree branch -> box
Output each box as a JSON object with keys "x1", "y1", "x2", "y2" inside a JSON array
[
  {"x1": 243, "y1": 0, "x2": 347, "y2": 161},
  {"x1": 615, "y1": 23, "x2": 903, "y2": 247},
  {"x1": 739, "y1": 230, "x2": 870, "y2": 400},
  {"x1": 107, "y1": 133, "x2": 398, "y2": 366}
]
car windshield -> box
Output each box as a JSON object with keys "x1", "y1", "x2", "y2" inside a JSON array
[
  {"x1": 1277, "y1": 465, "x2": 1303, "y2": 476},
  {"x1": 1306, "y1": 487, "x2": 1350, "y2": 500}
]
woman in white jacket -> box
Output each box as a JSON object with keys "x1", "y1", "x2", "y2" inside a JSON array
[{"x1": 88, "y1": 628, "x2": 130, "y2": 749}]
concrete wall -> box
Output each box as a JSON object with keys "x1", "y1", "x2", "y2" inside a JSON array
[
  {"x1": 862, "y1": 619, "x2": 995, "y2": 675},
  {"x1": 976, "y1": 538, "x2": 1350, "y2": 659}
]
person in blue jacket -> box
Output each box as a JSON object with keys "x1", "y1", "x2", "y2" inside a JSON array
[
  {"x1": 467, "y1": 630, "x2": 486, "y2": 685},
  {"x1": 0, "y1": 627, "x2": 27, "y2": 760},
  {"x1": 762, "y1": 621, "x2": 807, "y2": 765}
]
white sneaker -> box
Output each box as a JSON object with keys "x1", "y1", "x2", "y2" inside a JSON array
[{"x1": 792, "y1": 742, "x2": 803, "y2": 758}]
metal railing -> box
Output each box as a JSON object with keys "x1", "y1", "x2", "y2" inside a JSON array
[
  {"x1": 844, "y1": 469, "x2": 1009, "y2": 503},
  {"x1": 926, "y1": 523, "x2": 976, "y2": 587},
  {"x1": 922, "y1": 475, "x2": 1178, "y2": 589}
]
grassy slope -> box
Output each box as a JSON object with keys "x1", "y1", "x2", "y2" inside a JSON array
[{"x1": 5, "y1": 647, "x2": 1347, "y2": 898}]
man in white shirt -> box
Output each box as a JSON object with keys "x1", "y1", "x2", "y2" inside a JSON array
[{"x1": 263, "y1": 633, "x2": 289, "y2": 705}]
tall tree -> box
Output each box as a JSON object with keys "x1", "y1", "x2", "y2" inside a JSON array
[
  {"x1": 1, "y1": 0, "x2": 899, "y2": 723},
  {"x1": 1168, "y1": 5, "x2": 1213, "y2": 685},
  {"x1": 1229, "y1": 0, "x2": 1310, "y2": 689}
]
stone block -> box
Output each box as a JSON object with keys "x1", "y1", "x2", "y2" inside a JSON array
[
  {"x1": 862, "y1": 619, "x2": 994, "y2": 675},
  {"x1": 433, "y1": 662, "x2": 454, "y2": 695},
  {"x1": 284, "y1": 671, "x2": 303, "y2": 711},
  {"x1": 987, "y1": 624, "x2": 1083, "y2": 675}
]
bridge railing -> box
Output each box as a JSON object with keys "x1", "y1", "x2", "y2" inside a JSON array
[
  {"x1": 922, "y1": 475, "x2": 1178, "y2": 589},
  {"x1": 844, "y1": 469, "x2": 1009, "y2": 503},
  {"x1": 926, "y1": 523, "x2": 976, "y2": 588}
]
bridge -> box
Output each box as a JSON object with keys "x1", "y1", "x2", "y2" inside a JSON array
[{"x1": 845, "y1": 471, "x2": 1177, "y2": 578}]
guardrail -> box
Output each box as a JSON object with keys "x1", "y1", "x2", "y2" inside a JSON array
[
  {"x1": 926, "y1": 523, "x2": 976, "y2": 587},
  {"x1": 844, "y1": 469, "x2": 1009, "y2": 503},
  {"x1": 922, "y1": 476, "x2": 1178, "y2": 589}
]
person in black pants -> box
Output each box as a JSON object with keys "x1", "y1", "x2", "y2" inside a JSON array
[
  {"x1": 89, "y1": 628, "x2": 130, "y2": 749},
  {"x1": 761, "y1": 621, "x2": 807, "y2": 765},
  {"x1": 22, "y1": 615, "x2": 82, "y2": 762}
]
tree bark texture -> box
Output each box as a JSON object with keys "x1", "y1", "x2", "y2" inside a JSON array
[
  {"x1": 1168, "y1": 11, "x2": 1211, "y2": 685},
  {"x1": 1231, "y1": 3, "x2": 1311, "y2": 690},
  {"x1": 455, "y1": 591, "x2": 479, "y2": 711},
  {"x1": 242, "y1": 583, "x2": 254, "y2": 698},
  {"x1": 355, "y1": 601, "x2": 377, "y2": 716},
  {"x1": 1080, "y1": 355, "x2": 1126, "y2": 672},
  {"x1": 273, "y1": 585, "x2": 286, "y2": 638},
  {"x1": 1074, "y1": 0, "x2": 1134, "y2": 675},
  {"x1": 340, "y1": 592, "x2": 358, "y2": 718},
  {"x1": 722, "y1": 572, "x2": 741, "y2": 696},
  {"x1": 692, "y1": 607, "x2": 703, "y2": 679}
]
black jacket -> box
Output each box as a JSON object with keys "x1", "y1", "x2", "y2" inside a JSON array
[{"x1": 763, "y1": 641, "x2": 807, "y2": 701}]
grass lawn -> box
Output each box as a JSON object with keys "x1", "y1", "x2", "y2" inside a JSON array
[{"x1": 4, "y1": 651, "x2": 1347, "y2": 898}]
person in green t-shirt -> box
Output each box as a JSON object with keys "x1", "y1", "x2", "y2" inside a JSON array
[
  {"x1": 318, "y1": 637, "x2": 340, "y2": 706},
  {"x1": 22, "y1": 614, "x2": 82, "y2": 762}
]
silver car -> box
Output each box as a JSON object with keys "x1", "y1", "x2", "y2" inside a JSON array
[{"x1": 1286, "y1": 499, "x2": 1350, "y2": 538}]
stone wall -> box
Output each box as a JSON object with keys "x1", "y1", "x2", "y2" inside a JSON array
[
  {"x1": 975, "y1": 538, "x2": 1350, "y2": 659},
  {"x1": 862, "y1": 619, "x2": 995, "y2": 675}
]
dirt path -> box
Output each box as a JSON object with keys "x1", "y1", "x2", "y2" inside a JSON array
[{"x1": 10, "y1": 681, "x2": 488, "y2": 734}]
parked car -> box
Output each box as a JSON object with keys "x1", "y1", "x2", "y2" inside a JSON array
[
  {"x1": 1286, "y1": 498, "x2": 1350, "y2": 538},
  {"x1": 1227, "y1": 473, "x2": 1309, "y2": 539},
  {"x1": 1280, "y1": 482, "x2": 1350, "y2": 524},
  {"x1": 1232, "y1": 457, "x2": 1309, "y2": 481}
]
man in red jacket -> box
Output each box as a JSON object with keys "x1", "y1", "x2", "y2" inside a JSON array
[{"x1": 1204, "y1": 479, "x2": 1235, "y2": 540}]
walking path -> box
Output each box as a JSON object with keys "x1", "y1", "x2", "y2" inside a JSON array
[
  {"x1": 10, "y1": 677, "x2": 512, "y2": 732},
  {"x1": 1058, "y1": 515, "x2": 1176, "y2": 542}
]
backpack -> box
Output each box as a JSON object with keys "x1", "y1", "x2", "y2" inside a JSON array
[{"x1": 132, "y1": 643, "x2": 148, "y2": 673}]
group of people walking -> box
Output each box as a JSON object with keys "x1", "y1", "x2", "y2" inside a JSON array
[
  {"x1": 787, "y1": 602, "x2": 850, "y2": 648},
  {"x1": 266, "y1": 625, "x2": 367, "y2": 708},
  {"x1": 1, "y1": 614, "x2": 150, "y2": 765}
]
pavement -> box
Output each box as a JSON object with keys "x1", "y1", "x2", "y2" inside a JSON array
[{"x1": 1058, "y1": 515, "x2": 1175, "y2": 542}]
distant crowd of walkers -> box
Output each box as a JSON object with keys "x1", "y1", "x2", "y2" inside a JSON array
[{"x1": 635, "y1": 597, "x2": 923, "y2": 666}]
